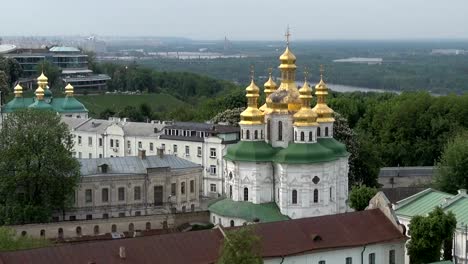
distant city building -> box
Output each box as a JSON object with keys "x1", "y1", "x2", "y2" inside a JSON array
[
  {"x1": 209, "y1": 40, "x2": 350, "y2": 226},
  {"x1": 1, "y1": 44, "x2": 110, "y2": 93},
  {"x1": 333, "y1": 57, "x2": 383, "y2": 64},
  {"x1": 394, "y1": 188, "x2": 468, "y2": 264},
  {"x1": 1, "y1": 73, "x2": 88, "y2": 125},
  {"x1": 61, "y1": 117, "x2": 240, "y2": 197},
  {"x1": 61, "y1": 151, "x2": 202, "y2": 222},
  {"x1": 431, "y1": 49, "x2": 467, "y2": 55}
]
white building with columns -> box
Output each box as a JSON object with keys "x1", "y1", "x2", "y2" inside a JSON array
[
  {"x1": 61, "y1": 117, "x2": 239, "y2": 197},
  {"x1": 209, "y1": 42, "x2": 349, "y2": 226}
]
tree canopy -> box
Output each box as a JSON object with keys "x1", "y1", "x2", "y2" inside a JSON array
[
  {"x1": 0, "y1": 227, "x2": 50, "y2": 251},
  {"x1": 407, "y1": 207, "x2": 457, "y2": 264},
  {"x1": 0, "y1": 109, "x2": 80, "y2": 224},
  {"x1": 433, "y1": 131, "x2": 468, "y2": 194},
  {"x1": 217, "y1": 226, "x2": 263, "y2": 264},
  {"x1": 348, "y1": 185, "x2": 378, "y2": 211}
]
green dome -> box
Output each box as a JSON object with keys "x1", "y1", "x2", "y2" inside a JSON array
[
  {"x1": 274, "y1": 142, "x2": 337, "y2": 164},
  {"x1": 44, "y1": 88, "x2": 53, "y2": 99},
  {"x1": 317, "y1": 138, "x2": 349, "y2": 157},
  {"x1": 224, "y1": 141, "x2": 279, "y2": 162},
  {"x1": 2, "y1": 98, "x2": 28, "y2": 113},
  {"x1": 28, "y1": 99, "x2": 54, "y2": 110},
  {"x1": 61, "y1": 97, "x2": 88, "y2": 112}
]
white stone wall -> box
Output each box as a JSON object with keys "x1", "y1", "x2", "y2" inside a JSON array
[
  {"x1": 267, "y1": 114, "x2": 293, "y2": 148},
  {"x1": 210, "y1": 212, "x2": 247, "y2": 227},
  {"x1": 240, "y1": 124, "x2": 265, "y2": 141},
  {"x1": 276, "y1": 158, "x2": 348, "y2": 219},
  {"x1": 264, "y1": 242, "x2": 405, "y2": 264},
  {"x1": 225, "y1": 160, "x2": 274, "y2": 204},
  {"x1": 293, "y1": 125, "x2": 317, "y2": 143},
  {"x1": 317, "y1": 121, "x2": 334, "y2": 138}
]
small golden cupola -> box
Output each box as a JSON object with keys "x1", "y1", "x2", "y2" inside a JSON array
[
  {"x1": 13, "y1": 83, "x2": 23, "y2": 98},
  {"x1": 239, "y1": 68, "x2": 264, "y2": 125},
  {"x1": 35, "y1": 72, "x2": 47, "y2": 100},
  {"x1": 312, "y1": 66, "x2": 335, "y2": 123},
  {"x1": 259, "y1": 68, "x2": 277, "y2": 113},
  {"x1": 294, "y1": 70, "x2": 318, "y2": 127},
  {"x1": 271, "y1": 28, "x2": 301, "y2": 113},
  {"x1": 65, "y1": 83, "x2": 74, "y2": 97}
]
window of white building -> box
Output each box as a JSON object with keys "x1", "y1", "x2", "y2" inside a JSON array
[
  {"x1": 88, "y1": 137, "x2": 92, "y2": 146},
  {"x1": 85, "y1": 189, "x2": 92, "y2": 203},
  {"x1": 181, "y1": 182, "x2": 186, "y2": 194},
  {"x1": 292, "y1": 190, "x2": 298, "y2": 204},
  {"x1": 138, "y1": 141, "x2": 142, "y2": 149},
  {"x1": 118, "y1": 187, "x2": 125, "y2": 201},
  {"x1": 171, "y1": 183, "x2": 176, "y2": 196},
  {"x1": 314, "y1": 189, "x2": 319, "y2": 203},
  {"x1": 210, "y1": 165, "x2": 217, "y2": 175},
  {"x1": 210, "y1": 184, "x2": 217, "y2": 193},
  {"x1": 78, "y1": 136, "x2": 82, "y2": 145},
  {"x1": 244, "y1": 187, "x2": 248, "y2": 201},
  {"x1": 110, "y1": 139, "x2": 114, "y2": 148},
  {"x1": 369, "y1": 253, "x2": 375, "y2": 264},
  {"x1": 345, "y1": 257, "x2": 352, "y2": 264},
  {"x1": 78, "y1": 152, "x2": 82, "y2": 158},
  {"x1": 101, "y1": 188, "x2": 109, "y2": 202},
  {"x1": 210, "y1": 148, "x2": 216, "y2": 158},
  {"x1": 190, "y1": 180, "x2": 195, "y2": 193},
  {"x1": 134, "y1": 186, "x2": 141, "y2": 200},
  {"x1": 185, "y1": 146, "x2": 190, "y2": 156},
  {"x1": 88, "y1": 153, "x2": 92, "y2": 159},
  {"x1": 150, "y1": 143, "x2": 154, "y2": 152},
  {"x1": 389, "y1": 250, "x2": 395, "y2": 264},
  {"x1": 173, "y1": 144, "x2": 177, "y2": 154},
  {"x1": 127, "y1": 140, "x2": 131, "y2": 149},
  {"x1": 99, "y1": 138, "x2": 103, "y2": 147},
  {"x1": 116, "y1": 140, "x2": 120, "y2": 148},
  {"x1": 197, "y1": 147, "x2": 202, "y2": 157}
]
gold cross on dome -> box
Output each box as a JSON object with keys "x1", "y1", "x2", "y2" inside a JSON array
[
  {"x1": 250, "y1": 65, "x2": 255, "y2": 81},
  {"x1": 285, "y1": 26, "x2": 291, "y2": 46},
  {"x1": 320, "y1": 64, "x2": 325, "y2": 78},
  {"x1": 268, "y1": 67, "x2": 273, "y2": 77},
  {"x1": 304, "y1": 67, "x2": 309, "y2": 81}
]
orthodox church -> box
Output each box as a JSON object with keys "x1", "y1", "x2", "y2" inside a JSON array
[
  {"x1": 1, "y1": 72, "x2": 88, "y2": 122},
  {"x1": 209, "y1": 40, "x2": 349, "y2": 227}
]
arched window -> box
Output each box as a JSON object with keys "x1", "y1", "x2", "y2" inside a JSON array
[
  {"x1": 146, "y1": 222, "x2": 151, "y2": 230},
  {"x1": 40, "y1": 229, "x2": 45, "y2": 237},
  {"x1": 254, "y1": 130, "x2": 258, "y2": 139},
  {"x1": 325, "y1": 127, "x2": 329, "y2": 137},
  {"x1": 111, "y1": 224, "x2": 117, "y2": 232},
  {"x1": 229, "y1": 185, "x2": 233, "y2": 198},
  {"x1": 229, "y1": 172, "x2": 233, "y2": 180},
  {"x1": 300, "y1": 132, "x2": 305, "y2": 141},
  {"x1": 314, "y1": 189, "x2": 319, "y2": 203},
  {"x1": 94, "y1": 225, "x2": 99, "y2": 235},
  {"x1": 129, "y1": 223, "x2": 134, "y2": 232},
  {"x1": 294, "y1": 131, "x2": 297, "y2": 141},
  {"x1": 58, "y1": 228, "x2": 64, "y2": 239},
  {"x1": 21, "y1": 231, "x2": 27, "y2": 237},
  {"x1": 76, "y1": 226, "x2": 82, "y2": 236},
  {"x1": 230, "y1": 220, "x2": 235, "y2": 227},
  {"x1": 260, "y1": 130, "x2": 263, "y2": 139},
  {"x1": 309, "y1": 131, "x2": 313, "y2": 142},
  {"x1": 243, "y1": 187, "x2": 249, "y2": 201},
  {"x1": 278, "y1": 121, "x2": 283, "y2": 141},
  {"x1": 292, "y1": 190, "x2": 298, "y2": 204},
  {"x1": 246, "y1": 130, "x2": 250, "y2": 140},
  {"x1": 317, "y1": 127, "x2": 321, "y2": 137},
  {"x1": 267, "y1": 119, "x2": 271, "y2": 141}
]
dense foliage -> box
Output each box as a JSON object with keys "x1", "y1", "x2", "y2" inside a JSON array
[
  {"x1": 217, "y1": 226, "x2": 263, "y2": 264},
  {"x1": 34, "y1": 61, "x2": 62, "y2": 89},
  {"x1": 0, "y1": 227, "x2": 50, "y2": 251},
  {"x1": 434, "y1": 131, "x2": 468, "y2": 194},
  {"x1": 407, "y1": 207, "x2": 457, "y2": 264},
  {"x1": 0, "y1": 56, "x2": 22, "y2": 103},
  {"x1": 348, "y1": 185, "x2": 378, "y2": 211},
  {"x1": 0, "y1": 109, "x2": 80, "y2": 224}
]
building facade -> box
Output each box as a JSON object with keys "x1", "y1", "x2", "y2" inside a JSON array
[
  {"x1": 59, "y1": 151, "x2": 202, "y2": 222},
  {"x1": 3, "y1": 45, "x2": 110, "y2": 93},
  {"x1": 61, "y1": 117, "x2": 240, "y2": 197},
  {"x1": 209, "y1": 41, "x2": 349, "y2": 226}
]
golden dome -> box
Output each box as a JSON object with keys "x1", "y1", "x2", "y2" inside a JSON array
[
  {"x1": 35, "y1": 86, "x2": 45, "y2": 101},
  {"x1": 312, "y1": 72, "x2": 335, "y2": 123},
  {"x1": 13, "y1": 83, "x2": 23, "y2": 97},
  {"x1": 240, "y1": 80, "x2": 264, "y2": 125},
  {"x1": 276, "y1": 44, "x2": 301, "y2": 113},
  {"x1": 279, "y1": 46, "x2": 296, "y2": 62},
  {"x1": 259, "y1": 71, "x2": 278, "y2": 113},
  {"x1": 65, "y1": 83, "x2": 74, "y2": 96},
  {"x1": 37, "y1": 72, "x2": 48, "y2": 89},
  {"x1": 294, "y1": 80, "x2": 318, "y2": 127}
]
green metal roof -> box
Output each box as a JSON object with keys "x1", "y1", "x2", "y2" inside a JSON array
[
  {"x1": 2, "y1": 96, "x2": 87, "y2": 113},
  {"x1": 275, "y1": 142, "x2": 337, "y2": 164},
  {"x1": 443, "y1": 197, "x2": 468, "y2": 228},
  {"x1": 59, "y1": 97, "x2": 88, "y2": 112},
  {"x1": 317, "y1": 138, "x2": 349, "y2": 157},
  {"x1": 428, "y1": 261, "x2": 453, "y2": 264},
  {"x1": 208, "y1": 198, "x2": 289, "y2": 223},
  {"x1": 224, "y1": 141, "x2": 279, "y2": 162},
  {"x1": 395, "y1": 189, "x2": 454, "y2": 218},
  {"x1": 2, "y1": 97, "x2": 29, "y2": 113},
  {"x1": 28, "y1": 99, "x2": 54, "y2": 110}
]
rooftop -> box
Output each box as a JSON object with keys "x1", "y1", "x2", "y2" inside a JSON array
[
  {"x1": 379, "y1": 166, "x2": 434, "y2": 177},
  {"x1": 209, "y1": 199, "x2": 289, "y2": 223},
  {"x1": 163, "y1": 121, "x2": 239, "y2": 134},
  {"x1": 0, "y1": 209, "x2": 406, "y2": 264},
  {"x1": 49, "y1": 46, "x2": 81, "y2": 52},
  {"x1": 79, "y1": 155, "x2": 201, "y2": 176}
]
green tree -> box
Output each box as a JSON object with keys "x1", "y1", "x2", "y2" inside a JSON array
[
  {"x1": 0, "y1": 109, "x2": 80, "y2": 224},
  {"x1": 0, "y1": 71, "x2": 8, "y2": 104},
  {"x1": 407, "y1": 207, "x2": 457, "y2": 264},
  {"x1": 211, "y1": 107, "x2": 244, "y2": 125},
  {"x1": 348, "y1": 185, "x2": 377, "y2": 211},
  {"x1": 218, "y1": 226, "x2": 263, "y2": 264},
  {"x1": 0, "y1": 227, "x2": 50, "y2": 251},
  {"x1": 434, "y1": 131, "x2": 468, "y2": 194}
]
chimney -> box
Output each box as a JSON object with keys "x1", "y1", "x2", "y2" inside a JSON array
[
  {"x1": 138, "y1": 149, "x2": 146, "y2": 160},
  {"x1": 119, "y1": 246, "x2": 126, "y2": 259},
  {"x1": 157, "y1": 147, "x2": 164, "y2": 158}
]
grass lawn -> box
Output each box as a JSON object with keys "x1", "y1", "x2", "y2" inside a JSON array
[{"x1": 75, "y1": 93, "x2": 186, "y2": 115}]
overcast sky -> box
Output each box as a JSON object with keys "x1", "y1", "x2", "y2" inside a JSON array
[{"x1": 2, "y1": 0, "x2": 467, "y2": 40}]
